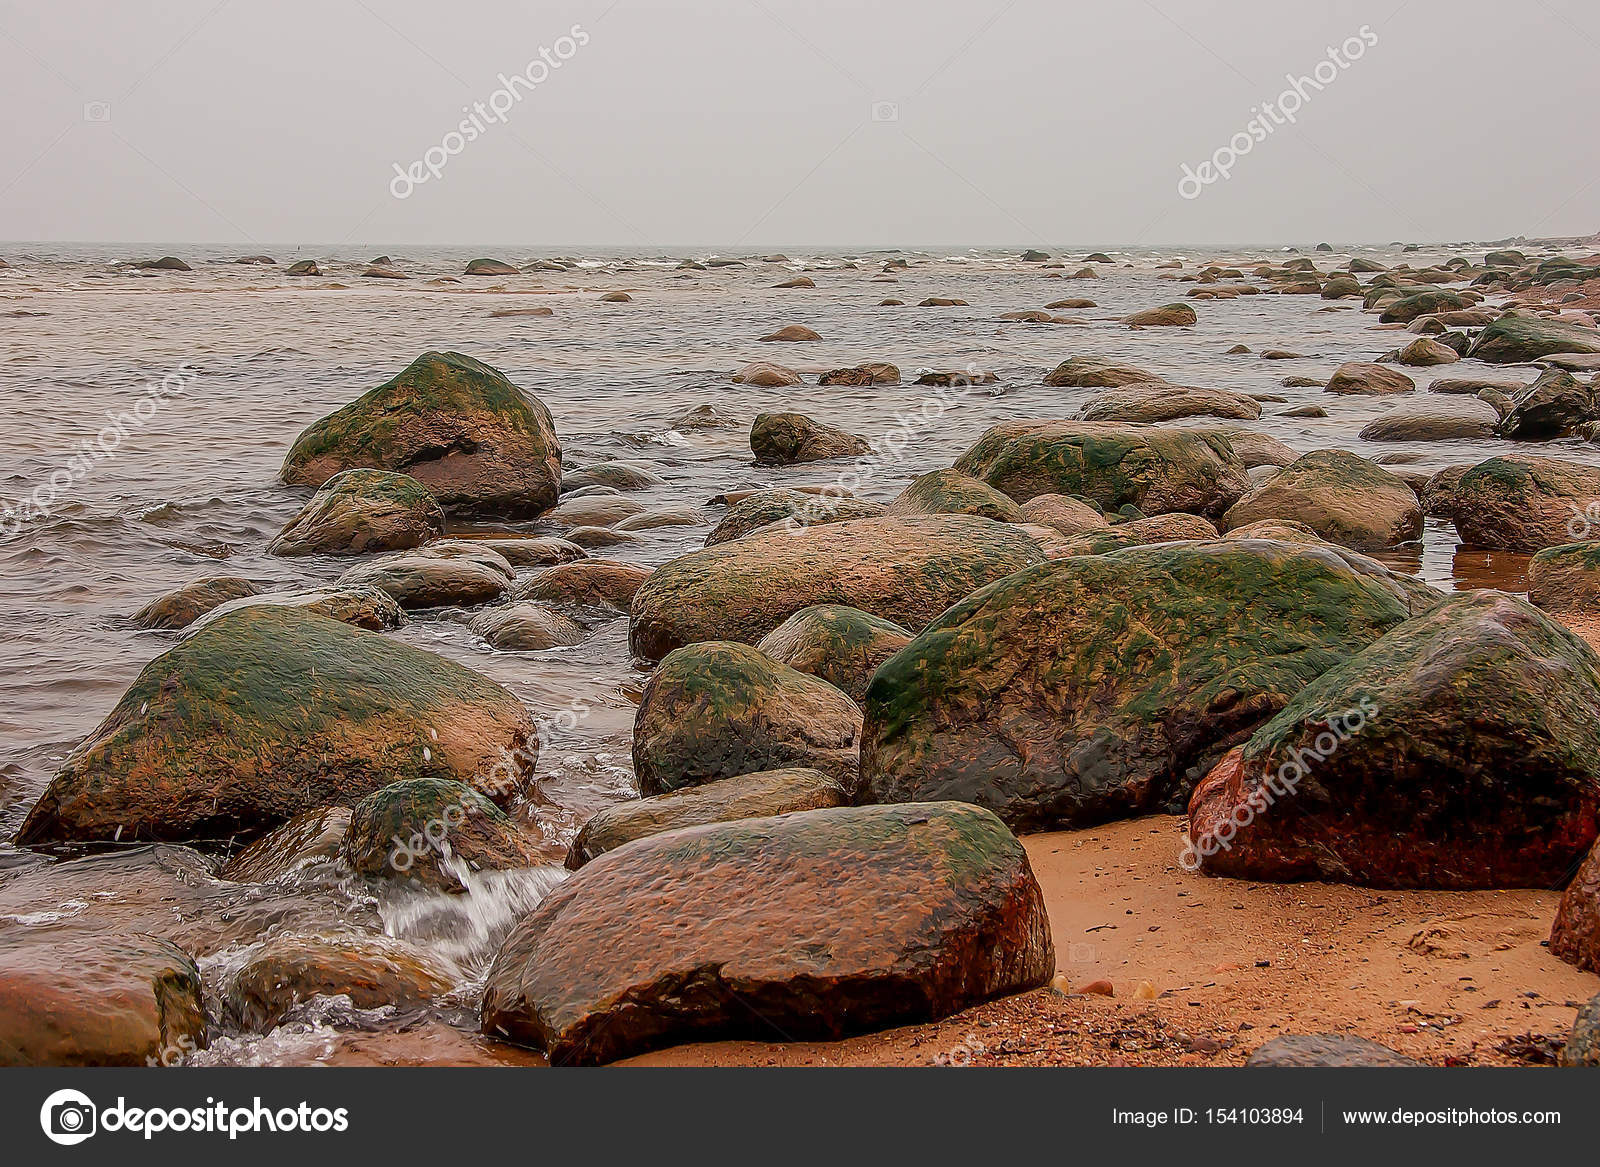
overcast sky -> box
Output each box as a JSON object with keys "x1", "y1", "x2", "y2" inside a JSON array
[{"x1": 2, "y1": 0, "x2": 1595, "y2": 247}]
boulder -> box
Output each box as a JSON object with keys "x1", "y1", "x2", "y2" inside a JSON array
[
  {"x1": 756, "y1": 605, "x2": 913, "y2": 702},
  {"x1": 1527, "y1": 542, "x2": 1600, "y2": 613},
  {"x1": 475, "y1": 537, "x2": 586, "y2": 567},
  {"x1": 1377, "y1": 290, "x2": 1470, "y2": 323},
  {"x1": 507, "y1": 559, "x2": 652, "y2": 614},
  {"x1": 138, "y1": 256, "x2": 192, "y2": 271},
  {"x1": 282, "y1": 352, "x2": 561, "y2": 518},
  {"x1": 1445, "y1": 455, "x2": 1600, "y2": 552},
  {"x1": 1357, "y1": 398, "x2": 1499, "y2": 442},
  {"x1": 759, "y1": 324, "x2": 821, "y2": 342},
  {"x1": 464, "y1": 258, "x2": 519, "y2": 276},
  {"x1": 1467, "y1": 314, "x2": 1600, "y2": 364},
  {"x1": 565, "y1": 768, "x2": 847, "y2": 869},
  {"x1": 599, "y1": 292, "x2": 631, "y2": 302},
  {"x1": 633, "y1": 641, "x2": 863, "y2": 795},
  {"x1": 1395, "y1": 337, "x2": 1460, "y2": 366},
  {"x1": 629, "y1": 515, "x2": 1046, "y2": 661},
  {"x1": 1561, "y1": 994, "x2": 1600, "y2": 1066},
  {"x1": 705, "y1": 489, "x2": 884, "y2": 545},
  {"x1": 1245, "y1": 1035, "x2": 1420, "y2": 1068},
  {"x1": 953, "y1": 421, "x2": 1249, "y2": 519},
  {"x1": 1325, "y1": 362, "x2": 1415, "y2": 395},
  {"x1": 1496, "y1": 368, "x2": 1598, "y2": 439},
  {"x1": 227, "y1": 932, "x2": 456, "y2": 1030},
  {"x1": 1552, "y1": 840, "x2": 1600, "y2": 975},
  {"x1": 337, "y1": 550, "x2": 508, "y2": 609},
  {"x1": 342, "y1": 777, "x2": 545, "y2": 892},
  {"x1": 1124, "y1": 303, "x2": 1197, "y2": 326},
  {"x1": 16, "y1": 607, "x2": 538, "y2": 845},
  {"x1": 286, "y1": 260, "x2": 320, "y2": 276},
  {"x1": 187, "y1": 585, "x2": 403, "y2": 636},
  {"x1": 1055, "y1": 512, "x2": 1219, "y2": 554},
  {"x1": 1043, "y1": 356, "x2": 1160, "y2": 387},
  {"x1": 480, "y1": 802, "x2": 1054, "y2": 1064},
  {"x1": 859, "y1": 540, "x2": 1414, "y2": 830},
  {"x1": 560, "y1": 461, "x2": 667, "y2": 491},
  {"x1": 133, "y1": 576, "x2": 261, "y2": 630},
  {"x1": 1187, "y1": 592, "x2": 1600, "y2": 887},
  {"x1": 470, "y1": 603, "x2": 588, "y2": 650},
  {"x1": 221, "y1": 806, "x2": 353, "y2": 882},
  {"x1": 732, "y1": 362, "x2": 802, "y2": 387},
  {"x1": 1223, "y1": 450, "x2": 1422, "y2": 550},
  {"x1": 751, "y1": 412, "x2": 871, "y2": 465},
  {"x1": 1017, "y1": 494, "x2": 1109, "y2": 536},
  {"x1": 1078, "y1": 385, "x2": 1261, "y2": 424},
  {"x1": 884, "y1": 469, "x2": 1023, "y2": 522},
  {"x1": 818, "y1": 363, "x2": 900, "y2": 386},
  {"x1": 268, "y1": 469, "x2": 444, "y2": 556}
]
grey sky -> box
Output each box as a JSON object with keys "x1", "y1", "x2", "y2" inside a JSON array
[{"x1": 2, "y1": 0, "x2": 1596, "y2": 247}]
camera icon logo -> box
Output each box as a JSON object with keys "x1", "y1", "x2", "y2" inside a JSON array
[
  {"x1": 83, "y1": 101, "x2": 112, "y2": 123},
  {"x1": 40, "y1": 1089, "x2": 97, "y2": 1146},
  {"x1": 870, "y1": 100, "x2": 899, "y2": 122}
]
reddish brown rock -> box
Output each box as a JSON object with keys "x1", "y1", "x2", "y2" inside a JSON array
[
  {"x1": 1552, "y1": 839, "x2": 1600, "y2": 974},
  {"x1": 227, "y1": 932, "x2": 457, "y2": 1030},
  {"x1": 508, "y1": 559, "x2": 652, "y2": 614}
]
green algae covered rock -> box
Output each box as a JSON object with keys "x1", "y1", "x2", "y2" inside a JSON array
[
  {"x1": 883, "y1": 468, "x2": 1023, "y2": 522},
  {"x1": 1222, "y1": 449, "x2": 1423, "y2": 551},
  {"x1": 270, "y1": 469, "x2": 445, "y2": 556},
  {"x1": 481, "y1": 802, "x2": 1054, "y2": 1064},
  {"x1": 1528, "y1": 541, "x2": 1600, "y2": 612},
  {"x1": 282, "y1": 351, "x2": 561, "y2": 517},
  {"x1": 16, "y1": 607, "x2": 539, "y2": 846},
  {"x1": 629, "y1": 514, "x2": 1045, "y2": 662},
  {"x1": 750, "y1": 411, "x2": 871, "y2": 465},
  {"x1": 757, "y1": 604, "x2": 913, "y2": 703},
  {"x1": 858, "y1": 540, "x2": 1415, "y2": 830},
  {"x1": 1444, "y1": 454, "x2": 1600, "y2": 553},
  {"x1": 952, "y1": 421, "x2": 1248, "y2": 519},
  {"x1": 704, "y1": 488, "x2": 884, "y2": 546},
  {"x1": 1188, "y1": 592, "x2": 1600, "y2": 888},
  {"x1": 1467, "y1": 314, "x2": 1600, "y2": 364},
  {"x1": 342, "y1": 777, "x2": 545, "y2": 893}
]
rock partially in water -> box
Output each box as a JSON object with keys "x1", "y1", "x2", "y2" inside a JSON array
[
  {"x1": 1395, "y1": 337, "x2": 1460, "y2": 366},
  {"x1": 756, "y1": 604, "x2": 912, "y2": 703},
  {"x1": 732, "y1": 361, "x2": 802, "y2": 387},
  {"x1": 1223, "y1": 450, "x2": 1423, "y2": 551},
  {"x1": 1124, "y1": 303, "x2": 1197, "y2": 326},
  {"x1": 1187, "y1": 591, "x2": 1600, "y2": 888},
  {"x1": 565, "y1": 767, "x2": 847, "y2": 869},
  {"x1": 464, "y1": 258, "x2": 519, "y2": 275},
  {"x1": 1467, "y1": 313, "x2": 1600, "y2": 364},
  {"x1": 560, "y1": 461, "x2": 667, "y2": 491},
  {"x1": 16, "y1": 607, "x2": 538, "y2": 845},
  {"x1": 750, "y1": 411, "x2": 871, "y2": 465},
  {"x1": 338, "y1": 550, "x2": 509, "y2": 609},
  {"x1": 1043, "y1": 355, "x2": 1160, "y2": 387},
  {"x1": 1496, "y1": 368, "x2": 1598, "y2": 440},
  {"x1": 819, "y1": 362, "x2": 900, "y2": 386},
  {"x1": 633, "y1": 641, "x2": 862, "y2": 795},
  {"x1": 481, "y1": 802, "x2": 1054, "y2": 1065},
  {"x1": 884, "y1": 468, "x2": 1022, "y2": 522},
  {"x1": 133, "y1": 576, "x2": 261, "y2": 629},
  {"x1": 138, "y1": 256, "x2": 192, "y2": 271},
  {"x1": 1055, "y1": 512, "x2": 1219, "y2": 554},
  {"x1": 222, "y1": 806, "x2": 353, "y2": 883},
  {"x1": 1444, "y1": 454, "x2": 1600, "y2": 553},
  {"x1": 758, "y1": 324, "x2": 821, "y2": 342},
  {"x1": 472, "y1": 537, "x2": 586, "y2": 567},
  {"x1": 1078, "y1": 384, "x2": 1261, "y2": 424},
  {"x1": 342, "y1": 778, "x2": 546, "y2": 893},
  {"x1": 507, "y1": 559, "x2": 652, "y2": 615},
  {"x1": 189, "y1": 585, "x2": 403, "y2": 635},
  {"x1": 269, "y1": 469, "x2": 444, "y2": 556},
  {"x1": 470, "y1": 603, "x2": 588, "y2": 650},
  {"x1": 705, "y1": 488, "x2": 884, "y2": 545},
  {"x1": 286, "y1": 260, "x2": 320, "y2": 276},
  {"x1": 1324, "y1": 361, "x2": 1415, "y2": 395},
  {"x1": 282, "y1": 351, "x2": 562, "y2": 518},
  {"x1": 1528, "y1": 541, "x2": 1600, "y2": 613},
  {"x1": 1357, "y1": 398, "x2": 1499, "y2": 442},
  {"x1": 859, "y1": 540, "x2": 1412, "y2": 830},
  {"x1": 544, "y1": 493, "x2": 646, "y2": 527},
  {"x1": 629, "y1": 515, "x2": 1045, "y2": 661},
  {"x1": 227, "y1": 931, "x2": 458, "y2": 1030}
]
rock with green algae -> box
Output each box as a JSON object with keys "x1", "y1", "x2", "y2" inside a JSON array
[
  {"x1": 15, "y1": 606, "x2": 539, "y2": 845},
  {"x1": 1528, "y1": 541, "x2": 1600, "y2": 612},
  {"x1": 705, "y1": 488, "x2": 884, "y2": 545},
  {"x1": 883, "y1": 468, "x2": 1023, "y2": 523},
  {"x1": 1467, "y1": 314, "x2": 1600, "y2": 364},
  {"x1": 750, "y1": 411, "x2": 871, "y2": 465},
  {"x1": 1222, "y1": 449, "x2": 1422, "y2": 551},
  {"x1": 281, "y1": 351, "x2": 561, "y2": 518},
  {"x1": 756, "y1": 604, "x2": 912, "y2": 702},
  {"x1": 1443, "y1": 454, "x2": 1600, "y2": 553},
  {"x1": 858, "y1": 540, "x2": 1416, "y2": 831}
]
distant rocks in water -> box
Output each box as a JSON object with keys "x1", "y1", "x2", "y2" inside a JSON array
[
  {"x1": 186, "y1": 584, "x2": 403, "y2": 636},
  {"x1": 1223, "y1": 449, "x2": 1422, "y2": 550},
  {"x1": 137, "y1": 256, "x2": 192, "y2": 271},
  {"x1": 0, "y1": 929, "x2": 206, "y2": 1065},
  {"x1": 750, "y1": 411, "x2": 871, "y2": 465},
  {"x1": 914, "y1": 368, "x2": 998, "y2": 386},
  {"x1": 1020, "y1": 249, "x2": 1051, "y2": 261},
  {"x1": 490, "y1": 306, "x2": 554, "y2": 317},
  {"x1": 1070, "y1": 266, "x2": 1100, "y2": 278},
  {"x1": 756, "y1": 605, "x2": 912, "y2": 703},
  {"x1": 15, "y1": 606, "x2": 537, "y2": 846},
  {"x1": 1357, "y1": 397, "x2": 1499, "y2": 442},
  {"x1": 1188, "y1": 592, "x2": 1600, "y2": 888},
  {"x1": 953, "y1": 421, "x2": 1249, "y2": 520},
  {"x1": 1325, "y1": 361, "x2": 1415, "y2": 395},
  {"x1": 470, "y1": 603, "x2": 588, "y2": 651},
  {"x1": 1467, "y1": 313, "x2": 1600, "y2": 364},
  {"x1": 134, "y1": 576, "x2": 261, "y2": 629},
  {"x1": 1046, "y1": 298, "x2": 1096, "y2": 310},
  {"x1": 1225, "y1": 343, "x2": 1251, "y2": 354},
  {"x1": 612, "y1": 506, "x2": 711, "y2": 532},
  {"x1": 732, "y1": 361, "x2": 802, "y2": 387},
  {"x1": 342, "y1": 777, "x2": 544, "y2": 893},
  {"x1": 221, "y1": 806, "x2": 351, "y2": 882},
  {"x1": 1246, "y1": 1035, "x2": 1420, "y2": 1068},
  {"x1": 362, "y1": 264, "x2": 409, "y2": 279},
  {"x1": 918, "y1": 297, "x2": 967, "y2": 307},
  {"x1": 566, "y1": 767, "x2": 847, "y2": 869},
  {"x1": 772, "y1": 276, "x2": 815, "y2": 289},
  {"x1": 1124, "y1": 303, "x2": 1197, "y2": 327},
  {"x1": 1429, "y1": 375, "x2": 1528, "y2": 395},
  {"x1": 877, "y1": 298, "x2": 905, "y2": 306},
  {"x1": 1527, "y1": 542, "x2": 1600, "y2": 614},
  {"x1": 633, "y1": 640, "x2": 862, "y2": 795},
  {"x1": 1443, "y1": 454, "x2": 1600, "y2": 552},
  {"x1": 1495, "y1": 368, "x2": 1598, "y2": 439},
  {"x1": 464, "y1": 258, "x2": 519, "y2": 276},
  {"x1": 819, "y1": 362, "x2": 900, "y2": 385},
  {"x1": 1078, "y1": 384, "x2": 1261, "y2": 424},
  {"x1": 479, "y1": 802, "x2": 1053, "y2": 1065},
  {"x1": 759, "y1": 323, "x2": 821, "y2": 342},
  {"x1": 1044, "y1": 355, "x2": 1160, "y2": 388},
  {"x1": 1395, "y1": 337, "x2": 1460, "y2": 366},
  {"x1": 338, "y1": 548, "x2": 509, "y2": 609},
  {"x1": 628, "y1": 514, "x2": 1045, "y2": 661},
  {"x1": 598, "y1": 291, "x2": 631, "y2": 302},
  {"x1": 884, "y1": 468, "x2": 1023, "y2": 523},
  {"x1": 226, "y1": 931, "x2": 456, "y2": 1031},
  {"x1": 704, "y1": 488, "x2": 883, "y2": 546},
  {"x1": 269, "y1": 469, "x2": 444, "y2": 556},
  {"x1": 235, "y1": 255, "x2": 276, "y2": 264},
  {"x1": 282, "y1": 351, "x2": 562, "y2": 518},
  {"x1": 286, "y1": 260, "x2": 320, "y2": 276},
  {"x1": 508, "y1": 559, "x2": 653, "y2": 616},
  {"x1": 859, "y1": 539, "x2": 1414, "y2": 830},
  {"x1": 1281, "y1": 376, "x2": 1323, "y2": 388},
  {"x1": 1280, "y1": 403, "x2": 1327, "y2": 418}
]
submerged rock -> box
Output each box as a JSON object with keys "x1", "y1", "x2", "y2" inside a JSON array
[
  {"x1": 819, "y1": 362, "x2": 900, "y2": 386},
  {"x1": 16, "y1": 607, "x2": 538, "y2": 845},
  {"x1": 133, "y1": 576, "x2": 261, "y2": 630},
  {"x1": 269, "y1": 469, "x2": 445, "y2": 556},
  {"x1": 227, "y1": 932, "x2": 457, "y2": 1030},
  {"x1": 750, "y1": 411, "x2": 871, "y2": 465},
  {"x1": 480, "y1": 802, "x2": 1054, "y2": 1065},
  {"x1": 1222, "y1": 450, "x2": 1423, "y2": 551},
  {"x1": 756, "y1": 604, "x2": 913, "y2": 702},
  {"x1": 1188, "y1": 592, "x2": 1600, "y2": 888},
  {"x1": 633, "y1": 641, "x2": 862, "y2": 795},
  {"x1": 560, "y1": 461, "x2": 666, "y2": 491},
  {"x1": 758, "y1": 324, "x2": 821, "y2": 342},
  {"x1": 470, "y1": 602, "x2": 588, "y2": 650},
  {"x1": 282, "y1": 352, "x2": 561, "y2": 518},
  {"x1": 732, "y1": 361, "x2": 803, "y2": 387}
]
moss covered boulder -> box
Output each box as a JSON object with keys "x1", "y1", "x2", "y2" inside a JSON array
[
  {"x1": 281, "y1": 351, "x2": 561, "y2": 517},
  {"x1": 1222, "y1": 450, "x2": 1423, "y2": 551},
  {"x1": 133, "y1": 576, "x2": 261, "y2": 630},
  {"x1": 480, "y1": 802, "x2": 1054, "y2": 1064},
  {"x1": 1467, "y1": 314, "x2": 1600, "y2": 364},
  {"x1": 0, "y1": 929, "x2": 206, "y2": 1066},
  {"x1": 629, "y1": 515, "x2": 1045, "y2": 662},
  {"x1": 187, "y1": 585, "x2": 403, "y2": 635},
  {"x1": 1495, "y1": 368, "x2": 1598, "y2": 440},
  {"x1": 952, "y1": 421, "x2": 1248, "y2": 519},
  {"x1": 705, "y1": 489, "x2": 884, "y2": 545},
  {"x1": 227, "y1": 932, "x2": 457, "y2": 1030},
  {"x1": 270, "y1": 469, "x2": 444, "y2": 557},
  {"x1": 859, "y1": 540, "x2": 1413, "y2": 830},
  {"x1": 1187, "y1": 592, "x2": 1600, "y2": 888},
  {"x1": 1078, "y1": 385, "x2": 1261, "y2": 424},
  {"x1": 565, "y1": 768, "x2": 847, "y2": 869},
  {"x1": 342, "y1": 777, "x2": 546, "y2": 893},
  {"x1": 1527, "y1": 541, "x2": 1600, "y2": 613},
  {"x1": 16, "y1": 607, "x2": 539, "y2": 845},
  {"x1": 1377, "y1": 289, "x2": 1471, "y2": 323},
  {"x1": 1444, "y1": 455, "x2": 1600, "y2": 552},
  {"x1": 884, "y1": 469, "x2": 1023, "y2": 522},
  {"x1": 633, "y1": 641, "x2": 862, "y2": 795},
  {"x1": 750, "y1": 411, "x2": 871, "y2": 465},
  {"x1": 756, "y1": 604, "x2": 913, "y2": 702}
]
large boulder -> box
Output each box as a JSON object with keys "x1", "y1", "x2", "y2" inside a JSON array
[
  {"x1": 883, "y1": 469, "x2": 1023, "y2": 522},
  {"x1": 750, "y1": 412, "x2": 871, "y2": 465},
  {"x1": 16, "y1": 607, "x2": 538, "y2": 845},
  {"x1": 1467, "y1": 314, "x2": 1600, "y2": 364},
  {"x1": 1444, "y1": 455, "x2": 1600, "y2": 553},
  {"x1": 1377, "y1": 289, "x2": 1471, "y2": 323},
  {"x1": 565, "y1": 768, "x2": 848, "y2": 868},
  {"x1": 1222, "y1": 450, "x2": 1423, "y2": 551},
  {"x1": 633, "y1": 641, "x2": 862, "y2": 795},
  {"x1": 282, "y1": 352, "x2": 561, "y2": 517},
  {"x1": 1186, "y1": 592, "x2": 1600, "y2": 888},
  {"x1": 629, "y1": 515, "x2": 1045, "y2": 661},
  {"x1": 1528, "y1": 542, "x2": 1600, "y2": 613},
  {"x1": 952, "y1": 421, "x2": 1249, "y2": 519},
  {"x1": 1324, "y1": 362, "x2": 1415, "y2": 395},
  {"x1": 1495, "y1": 368, "x2": 1598, "y2": 439},
  {"x1": 342, "y1": 778, "x2": 545, "y2": 892},
  {"x1": 705, "y1": 489, "x2": 884, "y2": 545},
  {"x1": 1552, "y1": 839, "x2": 1600, "y2": 975},
  {"x1": 756, "y1": 604, "x2": 913, "y2": 702},
  {"x1": 859, "y1": 540, "x2": 1414, "y2": 830},
  {"x1": 1078, "y1": 385, "x2": 1261, "y2": 424},
  {"x1": 480, "y1": 802, "x2": 1054, "y2": 1064},
  {"x1": 0, "y1": 929, "x2": 206, "y2": 1066}
]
